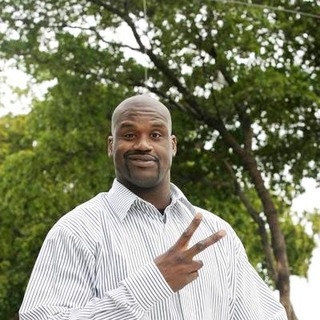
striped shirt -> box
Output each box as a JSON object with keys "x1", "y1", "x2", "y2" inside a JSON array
[{"x1": 20, "y1": 179, "x2": 287, "y2": 320}]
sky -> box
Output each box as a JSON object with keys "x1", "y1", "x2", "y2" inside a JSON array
[
  {"x1": 290, "y1": 179, "x2": 320, "y2": 320},
  {"x1": 1, "y1": 66, "x2": 320, "y2": 320}
]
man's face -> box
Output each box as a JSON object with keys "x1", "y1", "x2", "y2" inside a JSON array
[{"x1": 108, "y1": 100, "x2": 177, "y2": 191}]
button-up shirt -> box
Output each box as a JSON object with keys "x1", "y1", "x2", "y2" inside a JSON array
[{"x1": 20, "y1": 179, "x2": 287, "y2": 319}]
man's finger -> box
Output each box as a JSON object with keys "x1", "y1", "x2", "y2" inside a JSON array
[
  {"x1": 172, "y1": 213, "x2": 203, "y2": 249},
  {"x1": 186, "y1": 229, "x2": 226, "y2": 258}
]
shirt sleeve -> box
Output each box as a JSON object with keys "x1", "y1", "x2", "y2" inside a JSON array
[
  {"x1": 19, "y1": 226, "x2": 173, "y2": 320},
  {"x1": 233, "y1": 239, "x2": 288, "y2": 320}
]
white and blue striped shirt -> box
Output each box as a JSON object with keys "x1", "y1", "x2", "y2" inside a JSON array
[{"x1": 20, "y1": 179, "x2": 287, "y2": 319}]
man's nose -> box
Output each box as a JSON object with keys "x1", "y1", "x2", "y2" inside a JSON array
[{"x1": 133, "y1": 136, "x2": 152, "y2": 151}]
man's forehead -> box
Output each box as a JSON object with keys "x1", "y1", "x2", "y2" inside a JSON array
[
  {"x1": 118, "y1": 118, "x2": 167, "y2": 128},
  {"x1": 116, "y1": 107, "x2": 168, "y2": 120},
  {"x1": 112, "y1": 97, "x2": 172, "y2": 133},
  {"x1": 113, "y1": 95, "x2": 170, "y2": 117}
]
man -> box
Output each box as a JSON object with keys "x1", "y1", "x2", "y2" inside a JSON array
[{"x1": 20, "y1": 95, "x2": 288, "y2": 319}]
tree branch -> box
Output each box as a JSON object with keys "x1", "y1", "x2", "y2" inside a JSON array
[{"x1": 88, "y1": 0, "x2": 209, "y2": 119}]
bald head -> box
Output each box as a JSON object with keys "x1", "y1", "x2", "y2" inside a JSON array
[
  {"x1": 111, "y1": 95, "x2": 172, "y2": 135},
  {"x1": 108, "y1": 94, "x2": 177, "y2": 195}
]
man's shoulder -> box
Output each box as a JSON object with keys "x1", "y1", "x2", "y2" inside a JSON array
[
  {"x1": 50, "y1": 192, "x2": 109, "y2": 241},
  {"x1": 63, "y1": 192, "x2": 108, "y2": 222}
]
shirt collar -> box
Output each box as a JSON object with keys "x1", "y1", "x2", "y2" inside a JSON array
[
  {"x1": 170, "y1": 183, "x2": 196, "y2": 217},
  {"x1": 107, "y1": 179, "x2": 139, "y2": 221},
  {"x1": 107, "y1": 179, "x2": 194, "y2": 221}
]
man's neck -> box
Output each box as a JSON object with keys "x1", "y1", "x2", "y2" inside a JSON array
[
  {"x1": 134, "y1": 185, "x2": 171, "y2": 210},
  {"x1": 118, "y1": 179, "x2": 172, "y2": 209}
]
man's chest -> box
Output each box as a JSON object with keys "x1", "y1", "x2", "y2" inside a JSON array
[{"x1": 94, "y1": 212, "x2": 232, "y2": 312}]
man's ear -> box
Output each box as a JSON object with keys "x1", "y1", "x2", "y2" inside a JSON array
[
  {"x1": 172, "y1": 135, "x2": 177, "y2": 156},
  {"x1": 107, "y1": 136, "x2": 113, "y2": 157}
]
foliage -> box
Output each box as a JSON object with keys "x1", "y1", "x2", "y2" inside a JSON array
[{"x1": 0, "y1": 75, "x2": 129, "y2": 318}]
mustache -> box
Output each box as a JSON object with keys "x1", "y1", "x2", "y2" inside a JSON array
[{"x1": 123, "y1": 151, "x2": 159, "y2": 162}]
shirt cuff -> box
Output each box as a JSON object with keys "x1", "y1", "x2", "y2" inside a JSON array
[{"x1": 123, "y1": 260, "x2": 174, "y2": 311}]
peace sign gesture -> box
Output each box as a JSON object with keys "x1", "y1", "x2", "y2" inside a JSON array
[{"x1": 155, "y1": 213, "x2": 226, "y2": 292}]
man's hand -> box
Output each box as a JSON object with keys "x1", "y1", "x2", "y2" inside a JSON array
[{"x1": 154, "y1": 213, "x2": 226, "y2": 292}]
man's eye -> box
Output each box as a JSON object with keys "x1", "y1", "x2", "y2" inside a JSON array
[
  {"x1": 151, "y1": 132, "x2": 161, "y2": 138},
  {"x1": 124, "y1": 133, "x2": 135, "y2": 139}
]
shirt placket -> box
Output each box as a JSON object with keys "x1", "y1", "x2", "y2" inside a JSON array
[{"x1": 164, "y1": 204, "x2": 198, "y2": 320}]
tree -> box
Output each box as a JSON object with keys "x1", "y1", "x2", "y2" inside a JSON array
[
  {"x1": 0, "y1": 75, "x2": 131, "y2": 319},
  {"x1": 0, "y1": 1, "x2": 319, "y2": 319}
]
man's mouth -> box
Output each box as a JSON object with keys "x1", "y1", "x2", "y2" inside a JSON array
[
  {"x1": 125, "y1": 154, "x2": 158, "y2": 167},
  {"x1": 127, "y1": 154, "x2": 157, "y2": 161}
]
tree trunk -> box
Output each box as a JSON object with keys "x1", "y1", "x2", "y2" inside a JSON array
[{"x1": 213, "y1": 118, "x2": 296, "y2": 319}]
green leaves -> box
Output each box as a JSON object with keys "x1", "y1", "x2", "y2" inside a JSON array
[{"x1": 0, "y1": 74, "x2": 121, "y2": 318}]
